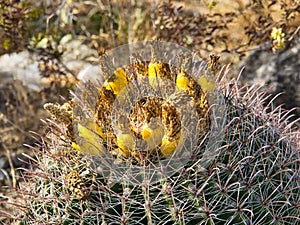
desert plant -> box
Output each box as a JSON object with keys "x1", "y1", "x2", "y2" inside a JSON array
[
  {"x1": 0, "y1": 0, "x2": 37, "y2": 54},
  {"x1": 2, "y1": 1, "x2": 298, "y2": 224},
  {"x1": 15, "y1": 43, "x2": 299, "y2": 225}
]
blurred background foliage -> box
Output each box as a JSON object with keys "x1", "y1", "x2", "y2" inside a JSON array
[{"x1": 1, "y1": 0, "x2": 299, "y2": 61}]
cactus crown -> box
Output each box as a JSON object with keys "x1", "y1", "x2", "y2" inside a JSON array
[{"x1": 17, "y1": 45, "x2": 299, "y2": 225}]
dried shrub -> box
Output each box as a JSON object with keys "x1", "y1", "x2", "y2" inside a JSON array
[
  {"x1": 152, "y1": 0, "x2": 300, "y2": 62},
  {"x1": 0, "y1": 0, "x2": 42, "y2": 54}
]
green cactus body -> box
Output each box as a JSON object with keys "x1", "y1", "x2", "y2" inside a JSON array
[{"x1": 18, "y1": 54, "x2": 299, "y2": 225}]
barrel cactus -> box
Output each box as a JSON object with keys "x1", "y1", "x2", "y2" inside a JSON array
[{"x1": 18, "y1": 42, "x2": 299, "y2": 225}]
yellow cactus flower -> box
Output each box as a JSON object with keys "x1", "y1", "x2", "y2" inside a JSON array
[
  {"x1": 160, "y1": 133, "x2": 184, "y2": 158},
  {"x1": 71, "y1": 142, "x2": 81, "y2": 151},
  {"x1": 198, "y1": 75, "x2": 216, "y2": 92},
  {"x1": 148, "y1": 61, "x2": 171, "y2": 88},
  {"x1": 141, "y1": 118, "x2": 165, "y2": 150},
  {"x1": 104, "y1": 68, "x2": 130, "y2": 95},
  {"x1": 75, "y1": 120, "x2": 105, "y2": 156},
  {"x1": 65, "y1": 57, "x2": 210, "y2": 164},
  {"x1": 176, "y1": 71, "x2": 190, "y2": 91},
  {"x1": 116, "y1": 132, "x2": 135, "y2": 157},
  {"x1": 148, "y1": 61, "x2": 162, "y2": 76},
  {"x1": 160, "y1": 137, "x2": 177, "y2": 158}
]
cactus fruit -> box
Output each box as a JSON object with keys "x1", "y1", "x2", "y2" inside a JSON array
[{"x1": 17, "y1": 42, "x2": 299, "y2": 225}]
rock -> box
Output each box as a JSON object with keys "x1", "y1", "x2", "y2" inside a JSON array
[
  {"x1": 0, "y1": 38, "x2": 98, "y2": 91},
  {"x1": 0, "y1": 51, "x2": 40, "y2": 90},
  {"x1": 239, "y1": 36, "x2": 300, "y2": 122}
]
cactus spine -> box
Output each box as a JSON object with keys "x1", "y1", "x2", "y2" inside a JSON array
[{"x1": 17, "y1": 50, "x2": 299, "y2": 225}]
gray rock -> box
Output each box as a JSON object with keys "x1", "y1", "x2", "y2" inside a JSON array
[
  {"x1": 0, "y1": 51, "x2": 40, "y2": 90},
  {"x1": 239, "y1": 36, "x2": 300, "y2": 121},
  {"x1": 0, "y1": 38, "x2": 98, "y2": 90}
]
